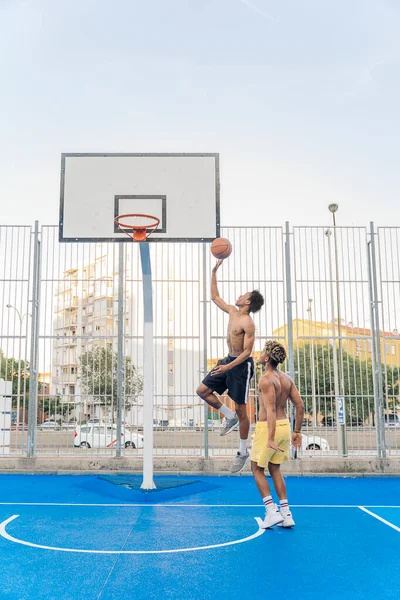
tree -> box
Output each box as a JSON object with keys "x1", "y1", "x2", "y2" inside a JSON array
[
  {"x1": 254, "y1": 343, "x2": 399, "y2": 424},
  {"x1": 292, "y1": 343, "x2": 399, "y2": 422},
  {"x1": 78, "y1": 346, "x2": 143, "y2": 412},
  {"x1": 0, "y1": 348, "x2": 35, "y2": 407},
  {"x1": 39, "y1": 396, "x2": 70, "y2": 423}
]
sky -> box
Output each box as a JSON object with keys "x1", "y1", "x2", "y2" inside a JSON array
[{"x1": 1, "y1": 0, "x2": 400, "y2": 228}]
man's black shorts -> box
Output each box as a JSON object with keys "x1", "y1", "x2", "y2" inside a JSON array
[{"x1": 202, "y1": 356, "x2": 254, "y2": 405}]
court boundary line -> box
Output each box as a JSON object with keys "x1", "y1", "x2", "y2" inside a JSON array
[
  {"x1": 358, "y1": 506, "x2": 400, "y2": 533},
  {"x1": 0, "y1": 503, "x2": 399, "y2": 508},
  {"x1": 0, "y1": 515, "x2": 266, "y2": 554}
]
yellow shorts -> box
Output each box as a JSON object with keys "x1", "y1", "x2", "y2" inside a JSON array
[{"x1": 251, "y1": 419, "x2": 291, "y2": 467}]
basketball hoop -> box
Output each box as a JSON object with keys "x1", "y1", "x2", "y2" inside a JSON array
[{"x1": 114, "y1": 213, "x2": 160, "y2": 242}]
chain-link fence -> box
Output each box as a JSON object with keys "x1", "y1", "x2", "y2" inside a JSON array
[{"x1": 0, "y1": 223, "x2": 398, "y2": 458}]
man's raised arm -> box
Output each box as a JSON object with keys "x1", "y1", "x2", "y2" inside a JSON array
[{"x1": 211, "y1": 260, "x2": 234, "y2": 314}]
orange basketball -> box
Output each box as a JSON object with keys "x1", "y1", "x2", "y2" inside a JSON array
[{"x1": 211, "y1": 237, "x2": 232, "y2": 260}]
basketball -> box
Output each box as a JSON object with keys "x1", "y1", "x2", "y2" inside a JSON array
[{"x1": 211, "y1": 237, "x2": 232, "y2": 260}]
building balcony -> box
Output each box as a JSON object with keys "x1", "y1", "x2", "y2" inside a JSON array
[{"x1": 54, "y1": 337, "x2": 77, "y2": 348}]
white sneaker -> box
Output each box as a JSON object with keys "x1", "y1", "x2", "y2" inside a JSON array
[
  {"x1": 260, "y1": 506, "x2": 284, "y2": 529},
  {"x1": 278, "y1": 510, "x2": 295, "y2": 528}
]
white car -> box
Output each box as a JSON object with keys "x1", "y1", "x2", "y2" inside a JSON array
[
  {"x1": 39, "y1": 421, "x2": 60, "y2": 430},
  {"x1": 301, "y1": 433, "x2": 330, "y2": 451},
  {"x1": 74, "y1": 424, "x2": 144, "y2": 449},
  {"x1": 384, "y1": 414, "x2": 400, "y2": 428}
]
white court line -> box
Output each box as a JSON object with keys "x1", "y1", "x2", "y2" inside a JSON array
[
  {"x1": 358, "y1": 507, "x2": 400, "y2": 533},
  {"x1": 0, "y1": 515, "x2": 266, "y2": 554},
  {"x1": 0, "y1": 503, "x2": 399, "y2": 508}
]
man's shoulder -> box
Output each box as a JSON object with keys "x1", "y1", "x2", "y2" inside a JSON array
[
  {"x1": 239, "y1": 313, "x2": 255, "y2": 326},
  {"x1": 259, "y1": 372, "x2": 274, "y2": 385},
  {"x1": 278, "y1": 370, "x2": 293, "y2": 385}
]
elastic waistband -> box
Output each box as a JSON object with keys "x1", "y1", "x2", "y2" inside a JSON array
[
  {"x1": 256, "y1": 419, "x2": 290, "y2": 426},
  {"x1": 228, "y1": 355, "x2": 253, "y2": 361}
]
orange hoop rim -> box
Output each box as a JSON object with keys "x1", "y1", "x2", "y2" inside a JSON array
[{"x1": 114, "y1": 213, "x2": 160, "y2": 241}]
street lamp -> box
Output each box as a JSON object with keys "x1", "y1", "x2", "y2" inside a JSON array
[
  {"x1": 328, "y1": 203, "x2": 339, "y2": 220},
  {"x1": 6, "y1": 305, "x2": 31, "y2": 434},
  {"x1": 326, "y1": 204, "x2": 347, "y2": 456}
]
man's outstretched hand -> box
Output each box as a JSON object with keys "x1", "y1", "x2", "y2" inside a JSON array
[{"x1": 212, "y1": 259, "x2": 223, "y2": 273}]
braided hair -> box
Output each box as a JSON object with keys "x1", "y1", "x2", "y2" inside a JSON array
[{"x1": 263, "y1": 340, "x2": 287, "y2": 367}]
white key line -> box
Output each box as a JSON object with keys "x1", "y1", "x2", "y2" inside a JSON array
[{"x1": 358, "y1": 507, "x2": 400, "y2": 532}]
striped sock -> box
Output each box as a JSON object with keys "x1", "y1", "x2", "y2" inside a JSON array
[
  {"x1": 280, "y1": 499, "x2": 289, "y2": 513},
  {"x1": 263, "y1": 496, "x2": 274, "y2": 512}
]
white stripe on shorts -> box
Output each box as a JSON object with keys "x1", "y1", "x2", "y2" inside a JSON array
[{"x1": 244, "y1": 361, "x2": 251, "y2": 404}]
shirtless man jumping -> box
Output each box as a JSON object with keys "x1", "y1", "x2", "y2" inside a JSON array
[
  {"x1": 196, "y1": 260, "x2": 264, "y2": 474},
  {"x1": 251, "y1": 340, "x2": 304, "y2": 529}
]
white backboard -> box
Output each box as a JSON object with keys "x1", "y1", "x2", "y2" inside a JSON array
[{"x1": 59, "y1": 153, "x2": 220, "y2": 242}]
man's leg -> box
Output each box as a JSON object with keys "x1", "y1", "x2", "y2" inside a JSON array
[
  {"x1": 236, "y1": 403, "x2": 250, "y2": 445},
  {"x1": 196, "y1": 384, "x2": 237, "y2": 427},
  {"x1": 267, "y1": 462, "x2": 287, "y2": 500},
  {"x1": 229, "y1": 403, "x2": 250, "y2": 473},
  {"x1": 268, "y1": 462, "x2": 295, "y2": 528},
  {"x1": 226, "y1": 361, "x2": 252, "y2": 471},
  {"x1": 251, "y1": 461, "x2": 270, "y2": 498},
  {"x1": 251, "y1": 461, "x2": 283, "y2": 529}
]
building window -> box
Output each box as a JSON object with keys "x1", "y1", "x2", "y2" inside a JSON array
[{"x1": 384, "y1": 342, "x2": 396, "y2": 355}]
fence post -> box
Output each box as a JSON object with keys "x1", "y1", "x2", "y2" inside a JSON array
[
  {"x1": 202, "y1": 243, "x2": 209, "y2": 459},
  {"x1": 284, "y1": 223, "x2": 296, "y2": 440},
  {"x1": 115, "y1": 243, "x2": 124, "y2": 459},
  {"x1": 368, "y1": 222, "x2": 386, "y2": 459},
  {"x1": 27, "y1": 221, "x2": 41, "y2": 457}
]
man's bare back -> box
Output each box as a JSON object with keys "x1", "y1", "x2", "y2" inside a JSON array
[{"x1": 258, "y1": 370, "x2": 294, "y2": 421}]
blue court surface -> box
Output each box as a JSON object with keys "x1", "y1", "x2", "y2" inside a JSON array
[{"x1": 0, "y1": 474, "x2": 399, "y2": 600}]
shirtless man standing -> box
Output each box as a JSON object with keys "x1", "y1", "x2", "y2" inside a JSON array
[
  {"x1": 251, "y1": 340, "x2": 304, "y2": 528},
  {"x1": 196, "y1": 260, "x2": 264, "y2": 474}
]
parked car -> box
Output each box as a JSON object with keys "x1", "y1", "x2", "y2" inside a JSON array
[
  {"x1": 346, "y1": 416, "x2": 364, "y2": 427},
  {"x1": 301, "y1": 433, "x2": 330, "y2": 451},
  {"x1": 384, "y1": 414, "x2": 400, "y2": 428},
  {"x1": 74, "y1": 424, "x2": 144, "y2": 449},
  {"x1": 321, "y1": 416, "x2": 336, "y2": 427},
  {"x1": 207, "y1": 419, "x2": 222, "y2": 430},
  {"x1": 39, "y1": 421, "x2": 60, "y2": 430}
]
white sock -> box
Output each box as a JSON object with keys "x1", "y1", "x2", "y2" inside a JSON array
[
  {"x1": 280, "y1": 499, "x2": 289, "y2": 513},
  {"x1": 219, "y1": 404, "x2": 235, "y2": 420},
  {"x1": 239, "y1": 439, "x2": 247, "y2": 455},
  {"x1": 263, "y1": 495, "x2": 275, "y2": 512}
]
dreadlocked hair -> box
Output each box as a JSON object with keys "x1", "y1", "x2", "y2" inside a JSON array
[{"x1": 264, "y1": 340, "x2": 287, "y2": 367}]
